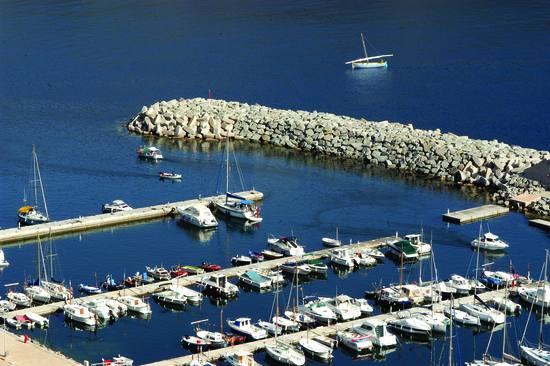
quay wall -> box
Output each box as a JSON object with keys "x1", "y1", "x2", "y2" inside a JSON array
[{"x1": 127, "y1": 98, "x2": 550, "y2": 218}]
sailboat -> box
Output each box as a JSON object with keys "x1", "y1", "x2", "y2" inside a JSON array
[
  {"x1": 40, "y1": 235, "x2": 73, "y2": 301},
  {"x1": 18, "y1": 145, "x2": 49, "y2": 225},
  {"x1": 212, "y1": 136, "x2": 262, "y2": 223},
  {"x1": 519, "y1": 249, "x2": 550, "y2": 366},
  {"x1": 24, "y1": 238, "x2": 51, "y2": 303},
  {"x1": 265, "y1": 277, "x2": 306, "y2": 366},
  {"x1": 345, "y1": 33, "x2": 393, "y2": 69},
  {"x1": 321, "y1": 228, "x2": 341, "y2": 247},
  {"x1": 0, "y1": 249, "x2": 10, "y2": 268}
]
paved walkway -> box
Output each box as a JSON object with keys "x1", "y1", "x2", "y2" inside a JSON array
[{"x1": 0, "y1": 328, "x2": 80, "y2": 366}]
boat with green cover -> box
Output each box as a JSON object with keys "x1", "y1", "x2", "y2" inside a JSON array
[{"x1": 386, "y1": 239, "x2": 419, "y2": 261}]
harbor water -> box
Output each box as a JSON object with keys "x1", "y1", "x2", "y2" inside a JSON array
[{"x1": 0, "y1": 1, "x2": 549, "y2": 365}]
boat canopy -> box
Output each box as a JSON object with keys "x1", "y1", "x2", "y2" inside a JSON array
[
  {"x1": 393, "y1": 240, "x2": 417, "y2": 255},
  {"x1": 483, "y1": 233, "x2": 499, "y2": 240},
  {"x1": 18, "y1": 205, "x2": 34, "y2": 214},
  {"x1": 244, "y1": 270, "x2": 268, "y2": 283},
  {"x1": 240, "y1": 199, "x2": 254, "y2": 205},
  {"x1": 226, "y1": 192, "x2": 247, "y2": 201}
]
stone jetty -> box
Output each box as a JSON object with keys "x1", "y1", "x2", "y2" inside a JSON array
[{"x1": 127, "y1": 98, "x2": 550, "y2": 218}]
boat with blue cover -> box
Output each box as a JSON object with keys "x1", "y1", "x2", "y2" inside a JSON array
[{"x1": 239, "y1": 270, "x2": 272, "y2": 290}]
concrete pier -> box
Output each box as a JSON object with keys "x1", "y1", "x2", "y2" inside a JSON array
[
  {"x1": 0, "y1": 190, "x2": 263, "y2": 246},
  {"x1": 4, "y1": 236, "x2": 393, "y2": 318},
  {"x1": 442, "y1": 204, "x2": 509, "y2": 224},
  {"x1": 529, "y1": 218, "x2": 550, "y2": 230},
  {"x1": 142, "y1": 287, "x2": 509, "y2": 366}
]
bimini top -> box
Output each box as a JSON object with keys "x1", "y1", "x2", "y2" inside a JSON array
[{"x1": 240, "y1": 199, "x2": 254, "y2": 205}]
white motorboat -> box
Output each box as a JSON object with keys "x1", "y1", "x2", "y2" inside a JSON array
[
  {"x1": 351, "y1": 298, "x2": 374, "y2": 315},
  {"x1": 518, "y1": 284, "x2": 550, "y2": 308},
  {"x1": 0, "y1": 300, "x2": 16, "y2": 312},
  {"x1": 377, "y1": 286, "x2": 412, "y2": 308},
  {"x1": 104, "y1": 298, "x2": 127, "y2": 317},
  {"x1": 433, "y1": 280, "x2": 458, "y2": 297},
  {"x1": 361, "y1": 247, "x2": 385, "y2": 260},
  {"x1": 459, "y1": 303, "x2": 505, "y2": 324},
  {"x1": 102, "y1": 199, "x2": 133, "y2": 214},
  {"x1": 159, "y1": 171, "x2": 182, "y2": 180},
  {"x1": 386, "y1": 239, "x2": 419, "y2": 261},
  {"x1": 323, "y1": 295, "x2": 362, "y2": 320},
  {"x1": 445, "y1": 274, "x2": 473, "y2": 295},
  {"x1": 84, "y1": 299, "x2": 115, "y2": 321},
  {"x1": 353, "y1": 251, "x2": 377, "y2": 266},
  {"x1": 116, "y1": 296, "x2": 152, "y2": 314},
  {"x1": 137, "y1": 146, "x2": 163, "y2": 160},
  {"x1": 358, "y1": 318, "x2": 397, "y2": 348},
  {"x1": 177, "y1": 204, "x2": 218, "y2": 228},
  {"x1": 263, "y1": 269, "x2": 286, "y2": 285},
  {"x1": 400, "y1": 284, "x2": 428, "y2": 306},
  {"x1": 312, "y1": 335, "x2": 338, "y2": 349},
  {"x1": 491, "y1": 296, "x2": 521, "y2": 314},
  {"x1": 227, "y1": 317, "x2": 268, "y2": 340},
  {"x1": 25, "y1": 285, "x2": 51, "y2": 303},
  {"x1": 41, "y1": 280, "x2": 73, "y2": 301},
  {"x1": 152, "y1": 289, "x2": 187, "y2": 307},
  {"x1": 404, "y1": 234, "x2": 432, "y2": 256},
  {"x1": 261, "y1": 250, "x2": 284, "y2": 260},
  {"x1": 181, "y1": 335, "x2": 210, "y2": 351},
  {"x1": 328, "y1": 248, "x2": 356, "y2": 268},
  {"x1": 321, "y1": 228, "x2": 341, "y2": 247},
  {"x1": 201, "y1": 274, "x2": 239, "y2": 298},
  {"x1": 471, "y1": 232, "x2": 509, "y2": 251},
  {"x1": 257, "y1": 320, "x2": 283, "y2": 336},
  {"x1": 411, "y1": 308, "x2": 449, "y2": 333},
  {"x1": 303, "y1": 258, "x2": 328, "y2": 274},
  {"x1": 18, "y1": 146, "x2": 50, "y2": 225},
  {"x1": 195, "y1": 330, "x2": 226, "y2": 348},
  {"x1": 345, "y1": 33, "x2": 393, "y2": 69},
  {"x1": 266, "y1": 342, "x2": 306, "y2": 365},
  {"x1": 166, "y1": 285, "x2": 203, "y2": 303},
  {"x1": 0, "y1": 249, "x2": 10, "y2": 268},
  {"x1": 63, "y1": 304, "x2": 97, "y2": 326},
  {"x1": 281, "y1": 262, "x2": 312, "y2": 276},
  {"x1": 304, "y1": 301, "x2": 337, "y2": 324},
  {"x1": 239, "y1": 270, "x2": 272, "y2": 290},
  {"x1": 337, "y1": 330, "x2": 373, "y2": 352},
  {"x1": 6, "y1": 292, "x2": 32, "y2": 307},
  {"x1": 272, "y1": 315, "x2": 300, "y2": 332},
  {"x1": 25, "y1": 312, "x2": 49, "y2": 328},
  {"x1": 226, "y1": 351, "x2": 261, "y2": 366},
  {"x1": 97, "y1": 355, "x2": 134, "y2": 366},
  {"x1": 299, "y1": 337, "x2": 333, "y2": 360},
  {"x1": 145, "y1": 266, "x2": 171, "y2": 281},
  {"x1": 387, "y1": 316, "x2": 432, "y2": 336},
  {"x1": 520, "y1": 344, "x2": 550, "y2": 366},
  {"x1": 231, "y1": 254, "x2": 252, "y2": 266},
  {"x1": 444, "y1": 306, "x2": 481, "y2": 326},
  {"x1": 482, "y1": 270, "x2": 515, "y2": 288},
  {"x1": 267, "y1": 235, "x2": 304, "y2": 257}
]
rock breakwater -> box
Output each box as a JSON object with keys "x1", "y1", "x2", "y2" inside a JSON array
[{"x1": 127, "y1": 98, "x2": 550, "y2": 218}]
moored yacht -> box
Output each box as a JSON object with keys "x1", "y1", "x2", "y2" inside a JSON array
[
  {"x1": 357, "y1": 318, "x2": 397, "y2": 348},
  {"x1": 281, "y1": 262, "x2": 312, "y2": 276},
  {"x1": 459, "y1": 303, "x2": 505, "y2": 324},
  {"x1": 6, "y1": 291, "x2": 32, "y2": 307},
  {"x1": 404, "y1": 234, "x2": 432, "y2": 256},
  {"x1": 226, "y1": 351, "x2": 261, "y2": 366},
  {"x1": 25, "y1": 285, "x2": 51, "y2": 303},
  {"x1": 267, "y1": 235, "x2": 304, "y2": 257},
  {"x1": 102, "y1": 199, "x2": 132, "y2": 213},
  {"x1": 444, "y1": 306, "x2": 481, "y2": 326},
  {"x1": 239, "y1": 270, "x2": 272, "y2": 290},
  {"x1": 137, "y1": 146, "x2": 163, "y2": 160},
  {"x1": 471, "y1": 232, "x2": 509, "y2": 251},
  {"x1": 152, "y1": 289, "x2": 187, "y2": 307},
  {"x1": 265, "y1": 342, "x2": 306, "y2": 365},
  {"x1": 322, "y1": 295, "x2": 362, "y2": 321},
  {"x1": 116, "y1": 296, "x2": 152, "y2": 314},
  {"x1": 304, "y1": 299, "x2": 337, "y2": 324},
  {"x1": 145, "y1": 266, "x2": 171, "y2": 281},
  {"x1": 63, "y1": 304, "x2": 97, "y2": 326},
  {"x1": 298, "y1": 337, "x2": 333, "y2": 360},
  {"x1": 227, "y1": 317, "x2": 268, "y2": 340},
  {"x1": 337, "y1": 330, "x2": 373, "y2": 352},
  {"x1": 445, "y1": 274, "x2": 473, "y2": 295},
  {"x1": 201, "y1": 274, "x2": 239, "y2": 298},
  {"x1": 517, "y1": 283, "x2": 550, "y2": 308},
  {"x1": 387, "y1": 315, "x2": 431, "y2": 337},
  {"x1": 386, "y1": 239, "x2": 419, "y2": 261},
  {"x1": 177, "y1": 204, "x2": 218, "y2": 228},
  {"x1": 328, "y1": 248, "x2": 356, "y2": 268}
]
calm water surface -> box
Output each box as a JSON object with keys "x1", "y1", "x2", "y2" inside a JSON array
[{"x1": 0, "y1": 1, "x2": 549, "y2": 365}]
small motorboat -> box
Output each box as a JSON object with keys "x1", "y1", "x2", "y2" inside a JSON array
[
  {"x1": 376, "y1": 286, "x2": 412, "y2": 308},
  {"x1": 63, "y1": 304, "x2": 97, "y2": 326},
  {"x1": 101, "y1": 275, "x2": 125, "y2": 291},
  {"x1": 328, "y1": 248, "x2": 356, "y2": 268},
  {"x1": 126, "y1": 272, "x2": 154, "y2": 287},
  {"x1": 304, "y1": 258, "x2": 328, "y2": 274},
  {"x1": 159, "y1": 171, "x2": 182, "y2": 180},
  {"x1": 181, "y1": 335, "x2": 210, "y2": 352},
  {"x1": 5, "y1": 317, "x2": 21, "y2": 329},
  {"x1": 351, "y1": 298, "x2": 374, "y2": 315},
  {"x1": 361, "y1": 247, "x2": 385, "y2": 260},
  {"x1": 337, "y1": 330, "x2": 373, "y2": 352},
  {"x1": 169, "y1": 265, "x2": 189, "y2": 278},
  {"x1": 248, "y1": 251, "x2": 264, "y2": 262},
  {"x1": 226, "y1": 351, "x2": 261, "y2": 366},
  {"x1": 231, "y1": 254, "x2": 252, "y2": 266},
  {"x1": 353, "y1": 252, "x2": 377, "y2": 266},
  {"x1": 15, "y1": 315, "x2": 34, "y2": 329},
  {"x1": 387, "y1": 316, "x2": 432, "y2": 337},
  {"x1": 195, "y1": 330, "x2": 227, "y2": 348},
  {"x1": 7, "y1": 291, "x2": 32, "y2": 307},
  {"x1": 481, "y1": 270, "x2": 515, "y2": 288},
  {"x1": 261, "y1": 249, "x2": 284, "y2": 260},
  {"x1": 386, "y1": 238, "x2": 420, "y2": 261},
  {"x1": 304, "y1": 300, "x2": 338, "y2": 324},
  {"x1": 444, "y1": 306, "x2": 481, "y2": 326},
  {"x1": 182, "y1": 265, "x2": 206, "y2": 275},
  {"x1": 490, "y1": 296, "x2": 521, "y2": 314},
  {"x1": 145, "y1": 266, "x2": 171, "y2": 281},
  {"x1": 445, "y1": 274, "x2": 473, "y2": 295},
  {"x1": 200, "y1": 262, "x2": 221, "y2": 272},
  {"x1": 410, "y1": 308, "x2": 449, "y2": 334},
  {"x1": 272, "y1": 315, "x2": 300, "y2": 332},
  {"x1": 517, "y1": 284, "x2": 550, "y2": 308},
  {"x1": 83, "y1": 299, "x2": 116, "y2": 321},
  {"x1": 168, "y1": 285, "x2": 203, "y2": 303},
  {"x1": 257, "y1": 320, "x2": 283, "y2": 336},
  {"x1": 312, "y1": 335, "x2": 338, "y2": 349},
  {"x1": 177, "y1": 204, "x2": 218, "y2": 228},
  {"x1": 79, "y1": 283, "x2": 102, "y2": 295},
  {"x1": 322, "y1": 295, "x2": 362, "y2": 321},
  {"x1": 299, "y1": 337, "x2": 333, "y2": 360},
  {"x1": 459, "y1": 303, "x2": 505, "y2": 324},
  {"x1": 239, "y1": 270, "x2": 272, "y2": 290},
  {"x1": 263, "y1": 269, "x2": 286, "y2": 285},
  {"x1": 102, "y1": 199, "x2": 132, "y2": 214},
  {"x1": 284, "y1": 310, "x2": 315, "y2": 326},
  {"x1": 358, "y1": 318, "x2": 398, "y2": 348},
  {"x1": 25, "y1": 312, "x2": 49, "y2": 328},
  {"x1": 404, "y1": 234, "x2": 432, "y2": 256},
  {"x1": 137, "y1": 146, "x2": 163, "y2": 160},
  {"x1": 227, "y1": 317, "x2": 268, "y2": 340},
  {"x1": 0, "y1": 300, "x2": 16, "y2": 312},
  {"x1": 281, "y1": 262, "x2": 312, "y2": 276},
  {"x1": 471, "y1": 232, "x2": 509, "y2": 251},
  {"x1": 96, "y1": 355, "x2": 133, "y2": 366},
  {"x1": 116, "y1": 296, "x2": 152, "y2": 315},
  {"x1": 321, "y1": 228, "x2": 341, "y2": 247},
  {"x1": 152, "y1": 289, "x2": 187, "y2": 308}
]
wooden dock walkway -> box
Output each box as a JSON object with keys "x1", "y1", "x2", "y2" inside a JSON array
[
  {"x1": 442, "y1": 204, "x2": 509, "y2": 224},
  {"x1": 142, "y1": 287, "x2": 509, "y2": 366},
  {"x1": 0, "y1": 190, "x2": 263, "y2": 246},
  {"x1": 529, "y1": 218, "x2": 550, "y2": 230},
  {"x1": 5, "y1": 236, "x2": 393, "y2": 318}
]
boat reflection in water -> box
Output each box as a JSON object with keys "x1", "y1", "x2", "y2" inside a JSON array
[{"x1": 176, "y1": 221, "x2": 217, "y2": 243}]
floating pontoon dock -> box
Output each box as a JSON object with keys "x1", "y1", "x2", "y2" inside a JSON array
[
  {"x1": 442, "y1": 204, "x2": 509, "y2": 224},
  {"x1": 143, "y1": 287, "x2": 510, "y2": 366},
  {"x1": 529, "y1": 218, "x2": 550, "y2": 230},
  {"x1": 4, "y1": 236, "x2": 394, "y2": 318},
  {"x1": 0, "y1": 190, "x2": 263, "y2": 245}
]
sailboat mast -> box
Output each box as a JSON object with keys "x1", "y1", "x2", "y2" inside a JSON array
[
  {"x1": 360, "y1": 33, "x2": 368, "y2": 59},
  {"x1": 539, "y1": 249, "x2": 548, "y2": 348},
  {"x1": 474, "y1": 222, "x2": 482, "y2": 303},
  {"x1": 34, "y1": 146, "x2": 49, "y2": 219},
  {"x1": 33, "y1": 145, "x2": 38, "y2": 209},
  {"x1": 448, "y1": 295, "x2": 454, "y2": 366},
  {"x1": 225, "y1": 135, "x2": 229, "y2": 203}
]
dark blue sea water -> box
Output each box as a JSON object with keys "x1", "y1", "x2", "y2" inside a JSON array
[{"x1": 0, "y1": 1, "x2": 549, "y2": 365}]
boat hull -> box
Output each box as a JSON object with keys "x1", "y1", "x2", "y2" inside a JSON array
[{"x1": 352, "y1": 61, "x2": 387, "y2": 69}]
